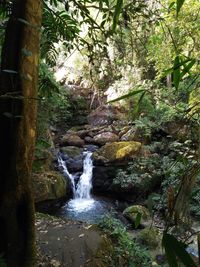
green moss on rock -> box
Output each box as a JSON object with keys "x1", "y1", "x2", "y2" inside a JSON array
[{"x1": 93, "y1": 141, "x2": 141, "y2": 165}]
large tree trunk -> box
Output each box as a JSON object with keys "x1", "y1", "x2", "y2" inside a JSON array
[{"x1": 0, "y1": 1, "x2": 42, "y2": 266}]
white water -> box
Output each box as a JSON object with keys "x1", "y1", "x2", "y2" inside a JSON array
[
  {"x1": 58, "y1": 156, "x2": 76, "y2": 195},
  {"x1": 75, "y1": 152, "x2": 93, "y2": 199},
  {"x1": 58, "y1": 151, "x2": 94, "y2": 211}
]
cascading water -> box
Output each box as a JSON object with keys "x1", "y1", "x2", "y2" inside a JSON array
[
  {"x1": 58, "y1": 151, "x2": 94, "y2": 212},
  {"x1": 58, "y1": 156, "x2": 76, "y2": 196},
  {"x1": 75, "y1": 151, "x2": 93, "y2": 199},
  {"x1": 57, "y1": 151, "x2": 118, "y2": 223}
]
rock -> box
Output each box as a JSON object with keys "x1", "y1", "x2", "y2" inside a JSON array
[
  {"x1": 137, "y1": 227, "x2": 161, "y2": 249},
  {"x1": 60, "y1": 146, "x2": 82, "y2": 158},
  {"x1": 87, "y1": 104, "x2": 126, "y2": 126},
  {"x1": 33, "y1": 149, "x2": 54, "y2": 172},
  {"x1": 93, "y1": 132, "x2": 119, "y2": 146},
  {"x1": 60, "y1": 134, "x2": 84, "y2": 147},
  {"x1": 84, "y1": 144, "x2": 99, "y2": 152},
  {"x1": 67, "y1": 158, "x2": 83, "y2": 172},
  {"x1": 120, "y1": 127, "x2": 136, "y2": 141},
  {"x1": 36, "y1": 214, "x2": 114, "y2": 267},
  {"x1": 93, "y1": 141, "x2": 141, "y2": 165},
  {"x1": 85, "y1": 136, "x2": 95, "y2": 144},
  {"x1": 123, "y1": 205, "x2": 151, "y2": 227},
  {"x1": 161, "y1": 120, "x2": 190, "y2": 141},
  {"x1": 119, "y1": 126, "x2": 131, "y2": 138},
  {"x1": 32, "y1": 171, "x2": 69, "y2": 203}
]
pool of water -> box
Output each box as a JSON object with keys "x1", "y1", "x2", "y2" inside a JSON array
[{"x1": 52, "y1": 196, "x2": 123, "y2": 223}]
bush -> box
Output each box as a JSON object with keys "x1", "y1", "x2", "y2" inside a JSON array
[{"x1": 99, "y1": 215, "x2": 151, "y2": 267}]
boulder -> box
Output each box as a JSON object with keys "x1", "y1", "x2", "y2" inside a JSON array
[
  {"x1": 32, "y1": 171, "x2": 69, "y2": 203},
  {"x1": 85, "y1": 136, "x2": 95, "y2": 144},
  {"x1": 93, "y1": 132, "x2": 119, "y2": 146},
  {"x1": 93, "y1": 141, "x2": 141, "y2": 165},
  {"x1": 137, "y1": 227, "x2": 161, "y2": 249},
  {"x1": 123, "y1": 205, "x2": 151, "y2": 228},
  {"x1": 120, "y1": 128, "x2": 137, "y2": 141},
  {"x1": 60, "y1": 134, "x2": 84, "y2": 147},
  {"x1": 60, "y1": 146, "x2": 82, "y2": 158}
]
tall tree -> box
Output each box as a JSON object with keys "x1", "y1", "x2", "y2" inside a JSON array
[{"x1": 0, "y1": 0, "x2": 42, "y2": 266}]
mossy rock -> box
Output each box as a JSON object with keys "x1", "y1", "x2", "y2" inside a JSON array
[
  {"x1": 93, "y1": 141, "x2": 141, "y2": 165},
  {"x1": 137, "y1": 227, "x2": 161, "y2": 249},
  {"x1": 32, "y1": 171, "x2": 69, "y2": 203},
  {"x1": 60, "y1": 146, "x2": 82, "y2": 158},
  {"x1": 123, "y1": 205, "x2": 151, "y2": 227}
]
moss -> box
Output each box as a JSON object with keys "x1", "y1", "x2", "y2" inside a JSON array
[
  {"x1": 137, "y1": 227, "x2": 161, "y2": 249},
  {"x1": 123, "y1": 205, "x2": 150, "y2": 221},
  {"x1": 94, "y1": 141, "x2": 141, "y2": 163}
]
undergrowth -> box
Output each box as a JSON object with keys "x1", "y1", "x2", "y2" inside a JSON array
[{"x1": 98, "y1": 215, "x2": 152, "y2": 267}]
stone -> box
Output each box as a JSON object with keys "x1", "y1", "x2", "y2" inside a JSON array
[
  {"x1": 93, "y1": 132, "x2": 119, "y2": 146},
  {"x1": 87, "y1": 104, "x2": 126, "y2": 126},
  {"x1": 84, "y1": 144, "x2": 99, "y2": 152},
  {"x1": 120, "y1": 128, "x2": 137, "y2": 141},
  {"x1": 32, "y1": 171, "x2": 69, "y2": 203},
  {"x1": 60, "y1": 146, "x2": 82, "y2": 159},
  {"x1": 60, "y1": 134, "x2": 84, "y2": 147},
  {"x1": 84, "y1": 136, "x2": 95, "y2": 144},
  {"x1": 93, "y1": 141, "x2": 141, "y2": 165},
  {"x1": 123, "y1": 205, "x2": 151, "y2": 227},
  {"x1": 137, "y1": 227, "x2": 161, "y2": 249}
]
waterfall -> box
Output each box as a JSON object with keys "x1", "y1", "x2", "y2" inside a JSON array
[
  {"x1": 75, "y1": 151, "x2": 93, "y2": 199},
  {"x1": 58, "y1": 151, "x2": 93, "y2": 200},
  {"x1": 58, "y1": 156, "x2": 76, "y2": 195}
]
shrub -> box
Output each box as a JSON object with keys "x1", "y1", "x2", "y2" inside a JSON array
[{"x1": 99, "y1": 215, "x2": 151, "y2": 267}]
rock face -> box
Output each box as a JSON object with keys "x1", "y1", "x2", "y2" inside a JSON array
[
  {"x1": 93, "y1": 141, "x2": 142, "y2": 165},
  {"x1": 32, "y1": 171, "x2": 69, "y2": 203},
  {"x1": 60, "y1": 133, "x2": 84, "y2": 147},
  {"x1": 92, "y1": 141, "x2": 142, "y2": 198}
]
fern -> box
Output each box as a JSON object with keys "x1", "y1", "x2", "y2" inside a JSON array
[{"x1": 41, "y1": 2, "x2": 79, "y2": 65}]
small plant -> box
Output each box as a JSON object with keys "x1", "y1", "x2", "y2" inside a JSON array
[{"x1": 99, "y1": 215, "x2": 151, "y2": 267}]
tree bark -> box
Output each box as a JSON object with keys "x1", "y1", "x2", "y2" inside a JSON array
[{"x1": 0, "y1": 1, "x2": 42, "y2": 266}]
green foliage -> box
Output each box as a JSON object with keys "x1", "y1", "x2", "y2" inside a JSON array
[
  {"x1": 162, "y1": 232, "x2": 197, "y2": 267},
  {"x1": 41, "y1": 2, "x2": 79, "y2": 66},
  {"x1": 99, "y1": 215, "x2": 151, "y2": 267},
  {"x1": 39, "y1": 62, "x2": 60, "y2": 97},
  {"x1": 114, "y1": 153, "x2": 162, "y2": 191}
]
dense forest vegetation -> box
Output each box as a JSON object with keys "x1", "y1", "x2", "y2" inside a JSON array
[{"x1": 0, "y1": 0, "x2": 199, "y2": 266}]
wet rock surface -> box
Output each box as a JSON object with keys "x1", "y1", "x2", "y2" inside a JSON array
[
  {"x1": 32, "y1": 171, "x2": 69, "y2": 203},
  {"x1": 36, "y1": 213, "x2": 113, "y2": 267}
]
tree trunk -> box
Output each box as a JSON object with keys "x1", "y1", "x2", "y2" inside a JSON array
[{"x1": 0, "y1": 1, "x2": 42, "y2": 266}]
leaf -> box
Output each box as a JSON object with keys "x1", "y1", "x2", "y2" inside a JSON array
[
  {"x1": 176, "y1": 0, "x2": 185, "y2": 16},
  {"x1": 107, "y1": 89, "x2": 145, "y2": 103},
  {"x1": 169, "y1": 2, "x2": 176, "y2": 10},
  {"x1": 163, "y1": 58, "x2": 191, "y2": 76},
  {"x1": 112, "y1": 0, "x2": 123, "y2": 32},
  {"x1": 135, "y1": 212, "x2": 142, "y2": 228},
  {"x1": 135, "y1": 91, "x2": 146, "y2": 114},
  {"x1": 173, "y1": 55, "x2": 181, "y2": 90},
  {"x1": 180, "y1": 59, "x2": 196, "y2": 79},
  {"x1": 162, "y1": 233, "x2": 197, "y2": 267}
]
